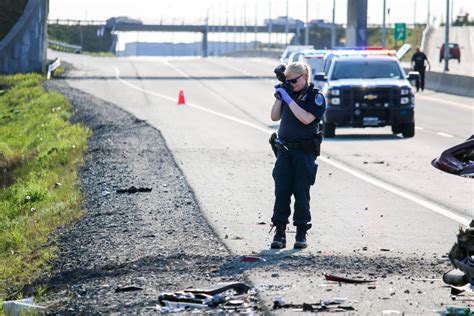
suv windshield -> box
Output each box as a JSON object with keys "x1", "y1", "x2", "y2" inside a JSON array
[{"x1": 330, "y1": 60, "x2": 403, "y2": 80}]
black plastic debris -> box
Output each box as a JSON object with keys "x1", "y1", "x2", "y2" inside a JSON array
[
  {"x1": 324, "y1": 273, "x2": 375, "y2": 284},
  {"x1": 273, "y1": 297, "x2": 355, "y2": 312},
  {"x1": 157, "y1": 282, "x2": 256, "y2": 313},
  {"x1": 184, "y1": 282, "x2": 250, "y2": 295},
  {"x1": 240, "y1": 256, "x2": 266, "y2": 263},
  {"x1": 116, "y1": 186, "x2": 152, "y2": 194},
  {"x1": 115, "y1": 286, "x2": 143, "y2": 293}
]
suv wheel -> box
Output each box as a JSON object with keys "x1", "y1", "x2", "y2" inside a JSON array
[
  {"x1": 323, "y1": 122, "x2": 336, "y2": 138},
  {"x1": 401, "y1": 123, "x2": 415, "y2": 138},
  {"x1": 391, "y1": 124, "x2": 402, "y2": 134}
]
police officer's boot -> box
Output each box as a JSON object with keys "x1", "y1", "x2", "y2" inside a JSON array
[
  {"x1": 294, "y1": 224, "x2": 312, "y2": 249},
  {"x1": 270, "y1": 225, "x2": 286, "y2": 249}
]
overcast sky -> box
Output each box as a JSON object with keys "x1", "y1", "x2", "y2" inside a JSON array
[{"x1": 49, "y1": 0, "x2": 473, "y2": 26}]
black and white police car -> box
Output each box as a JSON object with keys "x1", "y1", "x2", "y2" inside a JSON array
[{"x1": 315, "y1": 52, "x2": 419, "y2": 138}]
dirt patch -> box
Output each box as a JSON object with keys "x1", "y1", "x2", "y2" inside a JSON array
[{"x1": 0, "y1": 154, "x2": 24, "y2": 189}]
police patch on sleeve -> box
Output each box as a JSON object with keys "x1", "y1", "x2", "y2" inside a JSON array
[{"x1": 315, "y1": 93, "x2": 324, "y2": 106}]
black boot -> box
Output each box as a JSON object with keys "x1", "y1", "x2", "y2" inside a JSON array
[
  {"x1": 294, "y1": 224, "x2": 312, "y2": 249},
  {"x1": 270, "y1": 225, "x2": 286, "y2": 249}
]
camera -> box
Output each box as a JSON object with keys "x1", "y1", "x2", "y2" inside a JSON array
[{"x1": 274, "y1": 64, "x2": 293, "y2": 100}]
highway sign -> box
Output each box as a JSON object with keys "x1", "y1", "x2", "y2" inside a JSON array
[{"x1": 394, "y1": 23, "x2": 406, "y2": 41}]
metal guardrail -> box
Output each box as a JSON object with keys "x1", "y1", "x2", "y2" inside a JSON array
[
  {"x1": 48, "y1": 40, "x2": 81, "y2": 53},
  {"x1": 48, "y1": 19, "x2": 105, "y2": 26},
  {"x1": 47, "y1": 58, "x2": 61, "y2": 80}
]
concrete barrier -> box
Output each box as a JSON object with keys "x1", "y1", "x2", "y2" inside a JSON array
[
  {"x1": 0, "y1": 0, "x2": 49, "y2": 74},
  {"x1": 403, "y1": 65, "x2": 474, "y2": 98}
]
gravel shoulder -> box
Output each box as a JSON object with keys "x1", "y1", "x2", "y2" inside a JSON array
[{"x1": 38, "y1": 79, "x2": 256, "y2": 314}]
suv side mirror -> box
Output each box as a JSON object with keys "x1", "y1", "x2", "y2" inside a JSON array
[
  {"x1": 407, "y1": 71, "x2": 419, "y2": 81},
  {"x1": 314, "y1": 73, "x2": 327, "y2": 81}
]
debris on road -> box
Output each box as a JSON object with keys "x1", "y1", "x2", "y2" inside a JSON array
[
  {"x1": 273, "y1": 296, "x2": 355, "y2": 312},
  {"x1": 324, "y1": 273, "x2": 375, "y2": 284},
  {"x1": 115, "y1": 286, "x2": 143, "y2": 293},
  {"x1": 157, "y1": 282, "x2": 257, "y2": 313},
  {"x1": 241, "y1": 256, "x2": 267, "y2": 263},
  {"x1": 116, "y1": 186, "x2": 152, "y2": 194}
]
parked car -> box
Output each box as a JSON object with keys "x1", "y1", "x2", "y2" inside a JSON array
[
  {"x1": 308, "y1": 19, "x2": 334, "y2": 28},
  {"x1": 439, "y1": 43, "x2": 461, "y2": 63},
  {"x1": 279, "y1": 45, "x2": 313, "y2": 64},
  {"x1": 264, "y1": 16, "x2": 304, "y2": 29}
]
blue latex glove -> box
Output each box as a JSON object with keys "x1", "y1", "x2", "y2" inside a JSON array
[{"x1": 275, "y1": 87, "x2": 293, "y2": 104}]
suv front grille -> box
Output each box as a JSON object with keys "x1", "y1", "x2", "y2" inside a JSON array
[{"x1": 340, "y1": 87, "x2": 400, "y2": 107}]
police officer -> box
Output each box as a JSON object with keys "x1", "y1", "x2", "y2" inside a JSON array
[
  {"x1": 270, "y1": 62, "x2": 326, "y2": 249},
  {"x1": 411, "y1": 47, "x2": 431, "y2": 92}
]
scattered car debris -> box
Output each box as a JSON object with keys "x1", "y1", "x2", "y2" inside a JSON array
[
  {"x1": 444, "y1": 221, "x2": 474, "y2": 294},
  {"x1": 157, "y1": 282, "x2": 257, "y2": 313},
  {"x1": 432, "y1": 135, "x2": 474, "y2": 178},
  {"x1": 240, "y1": 256, "x2": 267, "y2": 263},
  {"x1": 184, "y1": 282, "x2": 251, "y2": 296},
  {"x1": 324, "y1": 273, "x2": 375, "y2": 284},
  {"x1": 101, "y1": 190, "x2": 110, "y2": 197},
  {"x1": 273, "y1": 296, "x2": 355, "y2": 312},
  {"x1": 115, "y1": 286, "x2": 143, "y2": 293},
  {"x1": 116, "y1": 186, "x2": 152, "y2": 194}
]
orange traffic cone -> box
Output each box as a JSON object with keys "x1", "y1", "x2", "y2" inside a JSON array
[{"x1": 177, "y1": 90, "x2": 186, "y2": 105}]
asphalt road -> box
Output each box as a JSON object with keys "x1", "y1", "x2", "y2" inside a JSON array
[{"x1": 50, "y1": 50, "x2": 474, "y2": 313}]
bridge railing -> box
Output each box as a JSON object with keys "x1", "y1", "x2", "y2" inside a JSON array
[
  {"x1": 48, "y1": 19, "x2": 105, "y2": 26},
  {"x1": 48, "y1": 40, "x2": 82, "y2": 53}
]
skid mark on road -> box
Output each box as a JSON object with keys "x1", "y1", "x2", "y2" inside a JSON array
[{"x1": 114, "y1": 66, "x2": 471, "y2": 227}]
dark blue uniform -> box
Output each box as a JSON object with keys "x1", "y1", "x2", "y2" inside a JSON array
[{"x1": 272, "y1": 83, "x2": 326, "y2": 227}]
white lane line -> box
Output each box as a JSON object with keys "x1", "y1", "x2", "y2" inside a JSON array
[
  {"x1": 114, "y1": 67, "x2": 272, "y2": 134},
  {"x1": 437, "y1": 132, "x2": 454, "y2": 138},
  {"x1": 160, "y1": 60, "x2": 190, "y2": 78},
  {"x1": 418, "y1": 94, "x2": 474, "y2": 111},
  {"x1": 114, "y1": 66, "x2": 471, "y2": 227},
  {"x1": 415, "y1": 126, "x2": 425, "y2": 130}
]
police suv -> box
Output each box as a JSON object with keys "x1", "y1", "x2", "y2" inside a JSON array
[{"x1": 315, "y1": 53, "x2": 419, "y2": 138}]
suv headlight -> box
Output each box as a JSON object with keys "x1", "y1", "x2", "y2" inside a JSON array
[
  {"x1": 329, "y1": 89, "x2": 340, "y2": 96},
  {"x1": 330, "y1": 97, "x2": 340, "y2": 105},
  {"x1": 401, "y1": 88, "x2": 410, "y2": 95},
  {"x1": 400, "y1": 97, "x2": 410, "y2": 105}
]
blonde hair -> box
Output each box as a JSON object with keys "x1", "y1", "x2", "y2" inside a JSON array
[{"x1": 285, "y1": 62, "x2": 311, "y2": 83}]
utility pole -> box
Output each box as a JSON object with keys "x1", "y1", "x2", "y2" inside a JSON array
[
  {"x1": 268, "y1": 0, "x2": 272, "y2": 47},
  {"x1": 254, "y1": 0, "x2": 258, "y2": 49},
  {"x1": 382, "y1": 0, "x2": 386, "y2": 47},
  {"x1": 285, "y1": 0, "x2": 289, "y2": 45},
  {"x1": 427, "y1": 0, "x2": 431, "y2": 25},
  {"x1": 444, "y1": 0, "x2": 450, "y2": 71},
  {"x1": 331, "y1": 0, "x2": 336, "y2": 48},
  {"x1": 414, "y1": 0, "x2": 417, "y2": 27},
  {"x1": 305, "y1": 0, "x2": 309, "y2": 45}
]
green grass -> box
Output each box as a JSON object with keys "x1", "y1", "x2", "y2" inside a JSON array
[{"x1": 0, "y1": 74, "x2": 90, "y2": 306}]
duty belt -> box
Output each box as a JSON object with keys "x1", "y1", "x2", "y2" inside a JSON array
[{"x1": 285, "y1": 139, "x2": 315, "y2": 150}]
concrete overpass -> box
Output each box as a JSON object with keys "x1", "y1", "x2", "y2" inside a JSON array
[{"x1": 0, "y1": 0, "x2": 368, "y2": 72}]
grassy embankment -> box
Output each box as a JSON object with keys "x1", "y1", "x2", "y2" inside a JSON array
[
  {"x1": 0, "y1": 74, "x2": 90, "y2": 305},
  {"x1": 368, "y1": 26, "x2": 424, "y2": 61}
]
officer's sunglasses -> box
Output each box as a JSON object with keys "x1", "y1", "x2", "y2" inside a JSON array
[{"x1": 286, "y1": 75, "x2": 302, "y2": 84}]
